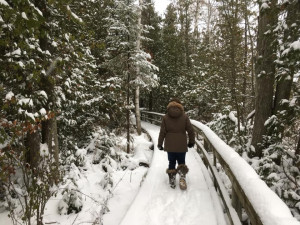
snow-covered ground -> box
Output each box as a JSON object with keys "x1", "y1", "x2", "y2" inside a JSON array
[
  {"x1": 0, "y1": 132, "x2": 153, "y2": 225},
  {"x1": 43, "y1": 133, "x2": 153, "y2": 225},
  {"x1": 103, "y1": 134, "x2": 153, "y2": 225}
]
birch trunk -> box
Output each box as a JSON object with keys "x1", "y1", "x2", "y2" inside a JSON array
[{"x1": 193, "y1": 0, "x2": 201, "y2": 40}]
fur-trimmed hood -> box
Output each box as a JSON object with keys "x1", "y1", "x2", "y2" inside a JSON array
[
  {"x1": 158, "y1": 100, "x2": 195, "y2": 152},
  {"x1": 167, "y1": 101, "x2": 184, "y2": 118}
]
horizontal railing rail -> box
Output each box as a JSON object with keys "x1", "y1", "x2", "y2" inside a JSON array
[{"x1": 140, "y1": 110, "x2": 300, "y2": 225}]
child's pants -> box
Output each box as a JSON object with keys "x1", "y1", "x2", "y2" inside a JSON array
[{"x1": 167, "y1": 152, "x2": 186, "y2": 169}]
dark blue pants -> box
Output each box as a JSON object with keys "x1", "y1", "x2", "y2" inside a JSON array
[{"x1": 167, "y1": 152, "x2": 186, "y2": 169}]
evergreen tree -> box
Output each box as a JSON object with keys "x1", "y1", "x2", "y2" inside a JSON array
[
  {"x1": 140, "y1": 0, "x2": 162, "y2": 111},
  {"x1": 105, "y1": 0, "x2": 158, "y2": 151},
  {"x1": 153, "y1": 3, "x2": 183, "y2": 111}
]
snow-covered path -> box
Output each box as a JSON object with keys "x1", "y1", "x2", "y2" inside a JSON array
[{"x1": 119, "y1": 121, "x2": 227, "y2": 225}]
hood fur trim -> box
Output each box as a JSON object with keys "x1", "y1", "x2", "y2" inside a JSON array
[{"x1": 167, "y1": 101, "x2": 184, "y2": 111}]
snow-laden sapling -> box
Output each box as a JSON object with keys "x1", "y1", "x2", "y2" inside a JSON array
[
  {"x1": 208, "y1": 110, "x2": 250, "y2": 154},
  {"x1": 1, "y1": 145, "x2": 58, "y2": 225},
  {"x1": 58, "y1": 182, "x2": 83, "y2": 215},
  {"x1": 99, "y1": 173, "x2": 113, "y2": 190},
  {"x1": 85, "y1": 129, "x2": 116, "y2": 164},
  {"x1": 58, "y1": 163, "x2": 84, "y2": 215},
  {"x1": 61, "y1": 144, "x2": 87, "y2": 170}
]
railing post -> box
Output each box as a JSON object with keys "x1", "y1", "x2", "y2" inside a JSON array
[
  {"x1": 204, "y1": 137, "x2": 209, "y2": 152},
  {"x1": 232, "y1": 187, "x2": 242, "y2": 221},
  {"x1": 213, "y1": 148, "x2": 216, "y2": 167},
  {"x1": 212, "y1": 148, "x2": 218, "y2": 190},
  {"x1": 141, "y1": 112, "x2": 144, "y2": 122}
]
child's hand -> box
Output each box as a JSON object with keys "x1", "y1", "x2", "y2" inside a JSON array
[
  {"x1": 188, "y1": 142, "x2": 194, "y2": 148},
  {"x1": 157, "y1": 145, "x2": 164, "y2": 150}
]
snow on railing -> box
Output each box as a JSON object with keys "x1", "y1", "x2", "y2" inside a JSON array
[{"x1": 140, "y1": 111, "x2": 300, "y2": 225}]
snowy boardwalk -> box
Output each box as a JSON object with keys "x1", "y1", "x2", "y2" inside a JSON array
[{"x1": 120, "y1": 121, "x2": 227, "y2": 225}]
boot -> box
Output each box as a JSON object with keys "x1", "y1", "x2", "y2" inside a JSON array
[
  {"x1": 177, "y1": 164, "x2": 189, "y2": 190},
  {"x1": 166, "y1": 169, "x2": 177, "y2": 189}
]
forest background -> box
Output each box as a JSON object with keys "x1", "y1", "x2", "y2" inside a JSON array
[{"x1": 0, "y1": 0, "x2": 299, "y2": 224}]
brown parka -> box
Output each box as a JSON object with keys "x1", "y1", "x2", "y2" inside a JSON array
[{"x1": 158, "y1": 100, "x2": 195, "y2": 152}]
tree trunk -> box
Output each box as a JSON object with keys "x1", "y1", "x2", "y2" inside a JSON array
[
  {"x1": 241, "y1": 0, "x2": 248, "y2": 126},
  {"x1": 42, "y1": 118, "x2": 59, "y2": 183},
  {"x1": 193, "y1": 0, "x2": 201, "y2": 40},
  {"x1": 273, "y1": 71, "x2": 294, "y2": 114},
  {"x1": 25, "y1": 130, "x2": 40, "y2": 169},
  {"x1": 273, "y1": 0, "x2": 299, "y2": 114},
  {"x1": 135, "y1": 87, "x2": 142, "y2": 135},
  {"x1": 251, "y1": 0, "x2": 278, "y2": 157},
  {"x1": 247, "y1": 21, "x2": 255, "y2": 113},
  {"x1": 126, "y1": 70, "x2": 130, "y2": 154},
  {"x1": 35, "y1": 0, "x2": 60, "y2": 182},
  {"x1": 296, "y1": 130, "x2": 300, "y2": 156},
  {"x1": 223, "y1": 0, "x2": 241, "y2": 135},
  {"x1": 126, "y1": 0, "x2": 131, "y2": 153},
  {"x1": 207, "y1": 0, "x2": 212, "y2": 48},
  {"x1": 52, "y1": 117, "x2": 59, "y2": 183},
  {"x1": 135, "y1": 0, "x2": 143, "y2": 136},
  {"x1": 184, "y1": 2, "x2": 191, "y2": 69},
  {"x1": 230, "y1": 34, "x2": 241, "y2": 135},
  {"x1": 148, "y1": 91, "x2": 153, "y2": 111},
  {"x1": 126, "y1": 70, "x2": 130, "y2": 153},
  {"x1": 178, "y1": 0, "x2": 187, "y2": 68},
  {"x1": 233, "y1": 2, "x2": 241, "y2": 135}
]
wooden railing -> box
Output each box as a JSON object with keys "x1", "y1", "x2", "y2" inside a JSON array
[{"x1": 140, "y1": 111, "x2": 299, "y2": 225}]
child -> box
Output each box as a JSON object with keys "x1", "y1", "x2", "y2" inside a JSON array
[{"x1": 157, "y1": 98, "x2": 195, "y2": 190}]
